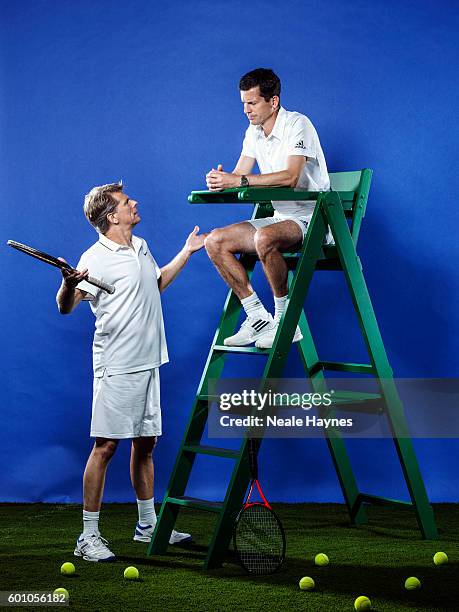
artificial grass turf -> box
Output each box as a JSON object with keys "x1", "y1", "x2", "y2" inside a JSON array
[{"x1": 0, "y1": 503, "x2": 457, "y2": 611}]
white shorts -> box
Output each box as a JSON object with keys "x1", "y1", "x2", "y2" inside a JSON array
[
  {"x1": 91, "y1": 369, "x2": 162, "y2": 439},
  {"x1": 247, "y1": 212, "x2": 334, "y2": 245}
]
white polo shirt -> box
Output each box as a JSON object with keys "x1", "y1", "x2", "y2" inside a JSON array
[
  {"x1": 76, "y1": 234, "x2": 168, "y2": 377},
  {"x1": 241, "y1": 106, "x2": 330, "y2": 219}
]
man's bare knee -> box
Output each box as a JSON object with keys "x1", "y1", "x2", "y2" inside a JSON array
[
  {"x1": 132, "y1": 436, "x2": 157, "y2": 457},
  {"x1": 93, "y1": 439, "x2": 118, "y2": 464},
  {"x1": 254, "y1": 229, "x2": 277, "y2": 260},
  {"x1": 204, "y1": 229, "x2": 228, "y2": 258}
]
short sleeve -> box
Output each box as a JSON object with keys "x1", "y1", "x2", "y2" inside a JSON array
[
  {"x1": 287, "y1": 116, "x2": 317, "y2": 159},
  {"x1": 143, "y1": 240, "x2": 161, "y2": 280},
  {"x1": 241, "y1": 125, "x2": 257, "y2": 159},
  {"x1": 75, "y1": 251, "x2": 101, "y2": 301}
]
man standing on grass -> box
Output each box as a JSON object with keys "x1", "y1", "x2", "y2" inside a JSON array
[
  {"x1": 56, "y1": 181, "x2": 206, "y2": 561},
  {"x1": 204, "y1": 68, "x2": 331, "y2": 349}
]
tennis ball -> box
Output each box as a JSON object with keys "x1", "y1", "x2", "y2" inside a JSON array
[
  {"x1": 314, "y1": 553, "x2": 329, "y2": 566},
  {"x1": 60, "y1": 562, "x2": 75, "y2": 575},
  {"x1": 299, "y1": 576, "x2": 315, "y2": 590},
  {"x1": 354, "y1": 595, "x2": 371, "y2": 610},
  {"x1": 124, "y1": 566, "x2": 139, "y2": 580},
  {"x1": 404, "y1": 576, "x2": 421, "y2": 590},
  {"x1": 53, "y1": 588, "x2": 69, "y2": 599},
  {"x1": 433, "y1": 551, "x2": 448, "y2": 565}
]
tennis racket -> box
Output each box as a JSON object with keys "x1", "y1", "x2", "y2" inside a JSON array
[
  {"x1": 7, "y1": 240, "x2": 115, "y2": 294},
  {"x1": 233, "y1": 438, "x2": 286, "y2": 574}
]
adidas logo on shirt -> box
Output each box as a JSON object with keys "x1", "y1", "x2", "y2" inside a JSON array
[{"x1": 295, "y1": 140, "x2": 306, "y2": 149}]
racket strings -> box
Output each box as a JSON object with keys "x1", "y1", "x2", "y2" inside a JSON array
[{"x1": 234, "y1": 505, "x2": 285, "y2": 574}]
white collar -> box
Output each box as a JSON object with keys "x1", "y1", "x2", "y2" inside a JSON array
[
  {"x1": 256, "y1": 106, "x2": 287, "y2": 141},
  {"x1": 98, "y1": 233, "x2": 145, "y2": 254}
]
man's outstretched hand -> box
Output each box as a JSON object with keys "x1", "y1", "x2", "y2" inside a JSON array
[
  {"x1": 205, "y1": 164, "x2": 240, "y2": 191},
  {"x1": 185, "y1": 226, "x2": 208, "y2": 254}
]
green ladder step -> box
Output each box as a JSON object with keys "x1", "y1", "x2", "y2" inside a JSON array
[
  {"x1": 357, "y1": 493, "x2": 414, "y2": 508},
  {"x1": 272, "y1": 391, "x2": 384, "y2": 414},
  {"x1": 182, "y1": 444, "x2": 240, "y2": 459},
  {"x1": 197, "y1": 391, "x2": 383, "y2": 414},
  {"x1": 213, "y1": 344, "x2": 269, "y2": 355},
  {"x1": 166, "y1": 496, "x2": 224, "y2": 513},
  {"x1": 319, "y1": 361, "x2": 376, "y2": 374}
]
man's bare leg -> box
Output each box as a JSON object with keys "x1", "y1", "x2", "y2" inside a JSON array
[
  {"x1": 130, "y1": 436, "x2": 191, "y2": 543},
  {"x1": 205, "y1": 220, "x2": 302, "y2": 346},
  {"x1": 253, "y1": 221, "x2": 303, "y2": 297},
  {"x1": 204, "y1": 222, "x2": 256, "y2": 300},
  {"x1": 83, "y1": 437, "x2": 119, "y2": 511},
  {"x1": 78, "y1": 437, "x2": 118, "y2": 559},
  {"x1": 130, "y1": 436, "x2": 156, "y2": 500},
  {"x1": 251, "y1": 221, "x2": 304, "y2": 348}
]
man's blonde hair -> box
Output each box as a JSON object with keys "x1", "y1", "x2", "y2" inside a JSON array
[{"x1": 83, "y1": 181, "x2": 123, "y2": 234}]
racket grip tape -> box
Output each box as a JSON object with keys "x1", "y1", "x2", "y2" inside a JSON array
[{"x1": 87, "y1": 275, "x2": 115, "y2": 294}]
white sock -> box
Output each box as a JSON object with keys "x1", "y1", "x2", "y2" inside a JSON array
[
  {"x1": 137, "y1": 497, "x2": 156, "y2": 527},
  {"x1": 83, "y1": 510, "x2": 100, "y2": 537},
  {"x1": 241, "y1": 292, "x2": 270, "y2": 320},
  {"x1": 274, "y1": 295, "x2": 288, "y2": 321}
]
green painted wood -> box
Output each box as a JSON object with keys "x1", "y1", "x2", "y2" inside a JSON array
[
  {"x1": 148, "y1": 169, "x2": 436, "y2": 567},
  {"x1": 182, "y1": 445, "x2": 241, "y2": 459},
  {"x1": 329, "y1": 170, "x2": 364, "y2": 191},
  {"x1": 189, "y1": 187, "x2": 355, "y2": 206},
  {"x1": 320, "y1": 361, "x2": 375, "y2": 374},
  {"x1": 166, "y1": 497, "x2": 224, "y2": 512},
  {"x1": 323, "y1": 191, "x2": 437, "y2": 539},
  {"x1": 212, "y1": 345, "x2": 269, "y2": 355},
  {"x1": 295, "y1": 308, "x2": 368, "y2": 527}
]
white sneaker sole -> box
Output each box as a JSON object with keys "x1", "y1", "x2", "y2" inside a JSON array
[
  {"x1": 169, "y1": 534, "x2": 193, "y2": 545},
  {"x1": 133, "y1": 534, "x2": 150, "y2": 543},
  {"x1": 74, "y1": 548, "x2": 116, "y2": 562},
  {"x1": 256, "y1": 328, "x2": 303, "y2": 349},
  {"x1": 133, "y1": 533, "x2": 193, "y2": 545}
]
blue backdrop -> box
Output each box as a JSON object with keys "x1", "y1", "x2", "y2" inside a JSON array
[{"x1": 1, "y1": 0, "x2": 458, "y2": 504}]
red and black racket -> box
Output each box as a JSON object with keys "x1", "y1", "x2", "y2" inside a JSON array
[
  {"x1": 233, "y1": 438, "x2": 286, "y2": 574},
  {"x1": 7, "y1": 240, "x2": 115, "y2": 294}
]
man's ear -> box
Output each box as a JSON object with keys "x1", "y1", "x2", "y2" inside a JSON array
[
  {"x1": 107, "y1": 211, "x2": 118, "y2": 225},
  {"x1": 272, "y1": 95, "x2": 280, "y2": 110}
]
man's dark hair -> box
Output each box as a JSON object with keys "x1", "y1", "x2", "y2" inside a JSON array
[{"x1": 239, "y1": 68, "x2": 281, "y2": 102}]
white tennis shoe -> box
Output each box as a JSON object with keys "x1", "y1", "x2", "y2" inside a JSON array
[
  {"x1": 74, "y1": 533, "x2": 116, "y2": 562},
  {"x1": 255, "y1": 318, "x2": 303, "y2": 349},
  {"x1": 133, "y1": 522, "x2": 192, "y2": 545},
  {"x1": 224, "y1": 315, "x2": 275, "y2": 347}
]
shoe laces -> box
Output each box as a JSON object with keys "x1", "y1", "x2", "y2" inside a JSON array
[
  {"x1": 88, "y1": 534, "x2": 110, "y2": 549},
  {"x1": 241, "y1": 316, "x2": 254, "y2": 328}
]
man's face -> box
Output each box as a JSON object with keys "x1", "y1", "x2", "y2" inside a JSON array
[
  {"x1": 109, "y1": 192, "x2": 141, "y2": 228},
  {"x1": 240, "y1": 86, "x2": 279, "y2": 126}
]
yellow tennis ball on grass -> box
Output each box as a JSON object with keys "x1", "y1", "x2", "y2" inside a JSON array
[
  {"x1": 404, "y1": 576, "x2": 421, "y2": 590},
  {"x1": 53, "y1": 588, "x2": 69, "y2": 600},
  {"x1": 314, "y1": 552, "x2": 329, "y2": 566},
  {"x1": 354, "y1": 595, "x2": 371, "y2": 610},
  {"x1": 60, "y1": 562, "x2": 75, "y2": 575},
  {"x1": 124, "y1": 566, "x2": 139, "y2": 580},
  {"x1": 299, "y1": 576, "x2": 315, "y2": 590},
  {"x1": 433, "y1": 551, "x2": 448, "y2": 565}
]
